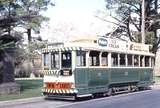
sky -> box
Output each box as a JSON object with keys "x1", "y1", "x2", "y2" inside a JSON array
[{"x1": 40, "y1": 0, "x2": 116, "y2": 42}]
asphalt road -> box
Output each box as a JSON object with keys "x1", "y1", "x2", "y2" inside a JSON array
[{"x1": 1, "y1": 85, "x2": 160, "y2": 108}]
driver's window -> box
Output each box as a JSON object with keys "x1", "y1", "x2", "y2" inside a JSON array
[{"x1": 61, "y1": 51, "x2": 72, "y2": 68}]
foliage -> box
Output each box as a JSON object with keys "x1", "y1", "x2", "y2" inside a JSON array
[
  {"x1": 105, "y1": 0, "x2": 141, "y2": 40},
  {"x1": 0, "y1": 0, "x2": 52, "y2": 80},
  {"x1": 0, "y1": 0, "x2": 53, "y2": 32},
  {"x1": 0, "y1": 0, "x2": 52, "y2": 57},
  {"x1": 0, "y1": 0, "x2": 53, "y2": 51},
  {"x1": 104, "y1": 0, "x2": 160, "y2": 52},
  {"x1": 14, "y1": 38, "x2": 47, "y2": 68},
  {"x1": 134, "y1": 31, "x2": 155, "y2": 44},
  {"x1": 27, "y1": 38, "x2": 47, "y2": 59}
]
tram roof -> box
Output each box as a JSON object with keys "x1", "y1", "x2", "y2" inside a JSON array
[{"x1": 42, "y1": 36, "x2": 155, "y2": 56}]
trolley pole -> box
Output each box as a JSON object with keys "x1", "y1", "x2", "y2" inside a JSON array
[{"x1": 141, "y1": 0, "x2": 145, "y2": 44}]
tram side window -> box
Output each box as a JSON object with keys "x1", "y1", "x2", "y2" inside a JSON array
[
  {"x1": 89, "y1": 51, "x2": 100, "y2": 66},
  {"x1": 111, "y1": 53, "x2": 118, "y2": 66},
  {"x1": 145, "y1": 56, "x2": 150, "y2": 67},
  {"x1": 120, "y1": 54, "x2": 126, "y2": 66},
  {"x1": 61, "y1": 51, "x2": 72, "y2": 68},
  {"x1": 127, "y1": 54, "x2": 132, "y2": 66},
  {"x1": 76, "y1": 51, "x2": 86, "y2": 66},
  {"x1": 140, "y1": 56, "x2": 144, "y2": 67},
  {"x1": 101, "y1": 52, "x2": 108, "y2": 66},
  {"x1": 43, "y1": 53, "x2": 49, "y2": 69},
  {"x1": 51, "y1": 53, "x2": 60, "y2": 69},
  {"x1": 134, "y1": 55, "x2": 139, "y2": 67},
  {"x1": 151, "y1": 57, "x2": 155, "y2": 67}
]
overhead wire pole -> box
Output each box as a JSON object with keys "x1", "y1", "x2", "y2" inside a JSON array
[{"x1": 141, "y1": 0, "x2": 145, "y2": 44}]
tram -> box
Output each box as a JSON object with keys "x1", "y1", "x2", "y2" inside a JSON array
[{"x1": 41, "y1": 36, "x2": 155, "y2": 100}]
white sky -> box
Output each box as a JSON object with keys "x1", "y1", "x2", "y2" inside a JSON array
[{"x1": 40, "y1": 0, "x2": 116, "y2": 42}]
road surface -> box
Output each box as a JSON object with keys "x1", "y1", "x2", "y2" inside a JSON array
[{"x1": 0, "y1": 85, "x2": 160, "y2": 108}]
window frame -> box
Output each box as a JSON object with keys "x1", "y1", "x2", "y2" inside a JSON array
[
  {"x1": 101, "y1": 52, "x2": 108, "y2": 66},
  {"x1": 89, "y1": 51, "x2": 100, "y2": 66},
  {"x1": 43, "y1": 53, "x2": 49, "y2": 69},
  {"x1": 111, "y1": 53, "x2": 118, "y2": 67},
  {"x1": 134, "y1": 55, "x2": 139, "y2": 67},
  {"x1": 145, "y1": 56, "x2": 150, "y2": 67},
  {"x1": 119, "y1": 53, "x2": 126, "y2": 66},
  {"x1": 61, "y1": 51, "x2": 72, "y2": 68},
  {"x1": 51, "y1": 52, "x2": 60, "y2": 69},
  {"x1": 76, "y1": 51, "x2": 86, "y2": 67}
]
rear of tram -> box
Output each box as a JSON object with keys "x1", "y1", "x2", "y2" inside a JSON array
[{"x1": 42, "y1": 47, "x2": 80, "y2": 99}]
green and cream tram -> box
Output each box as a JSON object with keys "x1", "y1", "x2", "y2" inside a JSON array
[{"x1": 41, "y1": 36, "x2": 155, "y2": 99}]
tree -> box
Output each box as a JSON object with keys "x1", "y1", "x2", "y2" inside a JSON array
[
  {"x1": 103, "y1": 0, "x2": 160, "y2": 52},
  {"x1": 0, "y1": 0, "x2": 53, "y2": 84},
  {"x1": 0, "y1": 0, "x2": 54, "y2": 39}
]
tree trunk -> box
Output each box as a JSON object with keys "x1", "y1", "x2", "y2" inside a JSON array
[{"x1": 2, "y1": 49, "x2": 15, "y2": 83}]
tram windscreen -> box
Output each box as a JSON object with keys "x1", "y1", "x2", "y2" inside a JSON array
[
  {"x1": 61, "y1": 51, "x2": 72, "y2": 68},
  {"x1": 51, "y1": 53, "x2": 60, "y2": 69},
  {"x1": 44, "y1": 53, "x2": 49, "y2": 67}
]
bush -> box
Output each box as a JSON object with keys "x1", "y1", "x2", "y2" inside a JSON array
[
  {"x1": 15, "y1": 61, "x2": 33, "y2": 78},
  {"x1": 15, "y1": 60, "x2": 43, "y2": 78}
]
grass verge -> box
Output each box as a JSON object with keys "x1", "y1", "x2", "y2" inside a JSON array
[{"x1": 0, "y1": 79, "x2": 43, "y2": 101}]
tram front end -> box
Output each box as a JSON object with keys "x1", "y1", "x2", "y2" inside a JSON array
[{"x1": 42, "y1": 48, "x2": 78, "y2": 99}]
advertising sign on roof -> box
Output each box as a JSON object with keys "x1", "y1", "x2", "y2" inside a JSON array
[
  {"x1": 129, "y1": 42, "x2": 149, "y2": 52},
  {"x1": 97, "y1": 37, "x2": 150, "y2": 53},
  {"x1": 97, "y1": 37, "x2": 127, "y2": 52},
  {"x1": 98, "y1": 38, "x2": 108, "y2": 47}
]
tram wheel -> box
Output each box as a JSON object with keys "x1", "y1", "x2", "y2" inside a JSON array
[
  {"x1": 73, "y1": 95, "x2": 78, "y2": 101},
  {"x1": 107, "y1": 88, "x2": 112, "y2": 96}
]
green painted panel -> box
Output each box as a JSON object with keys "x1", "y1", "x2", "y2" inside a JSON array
[
  {"x1": 75, "y1": 68, "x2": 109, "y2": 87},
  {"x1": 74, "y1": 68, "x2": 153, "y2": 95},
  {"x1": 75, "y1": 68, "x2": 88, "y2": 88},
  {"x1": 74, "y1": 68, "x2": 109, "y2": 94},
  {"x1": 139, "y1": 68, "x2": 153, "y2": 81},
  {"x1": 110, "y1": 68, "x2": 139, "y2": 83},
  {"x1": 88, "y1": 68, "x2": 109, "y2": 86}
]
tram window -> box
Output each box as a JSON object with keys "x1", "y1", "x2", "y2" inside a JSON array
[
  {"x1": 76, "y1": 51, "x2": 86, "y2": 66},
  {"x1": 145, "y1": 56, "x2": 150, "y2": 67},
  {"x1": 101, "y1": 52, "x2": 108, "y2": 66},
  {"x1": 151, "y1": 57, "x2": 155, "y2": 67},
  {"x1": 89, "y1": 51, "x2": 100, "y2": 66},
  {"x1": 140, "y1": 56, "x2": 144, "y2": 67},
  {"x1": 134, "y1": 55, "x2": 139, "y2": 67},
  {"x1": 111, "y1": 53, "x2": 118, "y2": 66},
  {"x1": 120, "y1": 54, "x2": 126, "y2": 66},
  {"x1": 44, "y1": 53, "x2": 49, "y2": 67},
  {"x1": 61, "y1": 51, "x2": 72, "y2": 68},
  {"x1": 127, "y1": 54, "x2": 132, "y2": 66},
  {"x1": 51, "y1": 53, "x2": 60, "y2": 69}
]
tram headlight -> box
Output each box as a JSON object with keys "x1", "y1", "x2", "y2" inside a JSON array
[
  {"x1": 43, "y1": 83, "x2": 47, "y2": 88},
  {"x1": 71, "y1": 83, "x2": 75, "y2": 89}
]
